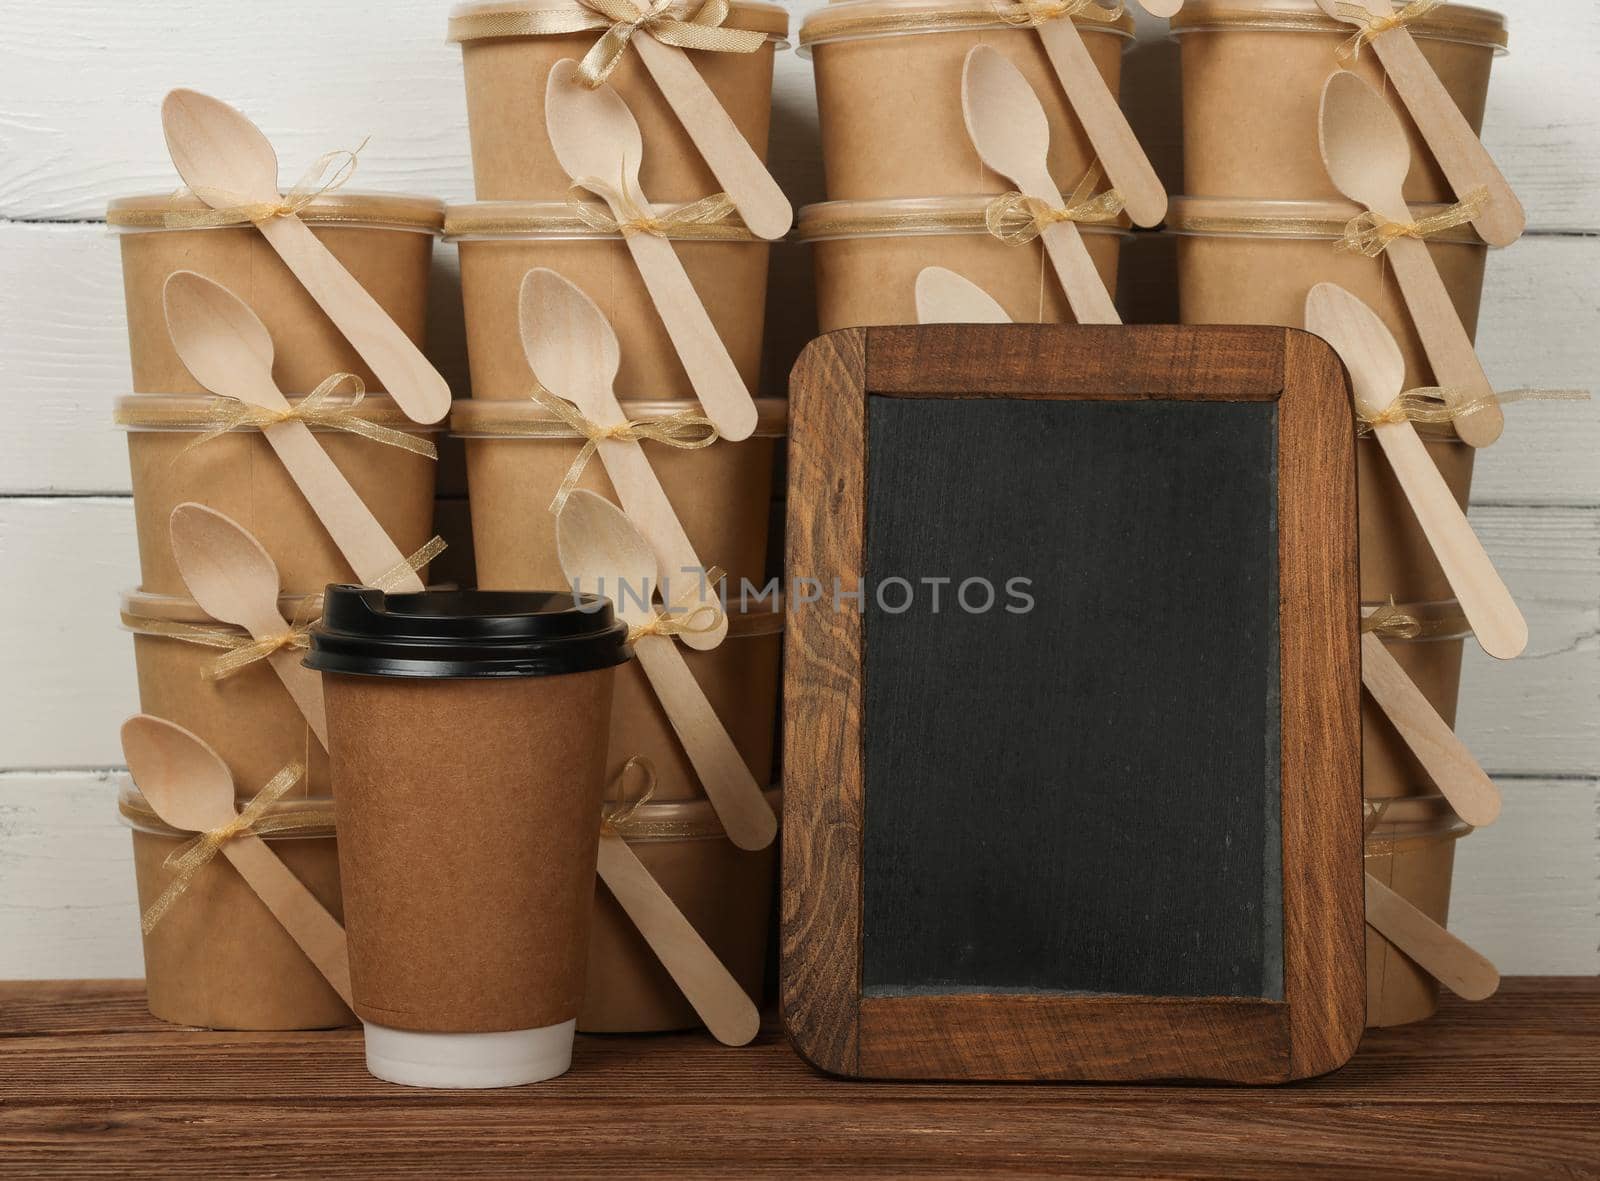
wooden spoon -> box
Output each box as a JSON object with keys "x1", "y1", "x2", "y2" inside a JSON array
[
  {"x1": 1306, "y1": 283, "x2": 1526, "y2": 660},
  {"x1": 595, "y1": 835, "x2": 760, "y2": 1045},
  {"x1": 1312, "y1": 0, "x2": 1524, "y2": 247},
  {"x1": 1359, "y1": 632, "x2": 1499, "y2": 827},
  {"x1": 627, "y1": 34, "x2": 792, "y2": 240},
  {"x1": 556, "y1": 490, "x2": 776, "y2": 852},
  {"x1": 160, "y1": 89, "x2": 450, "y2": 426},
  {"x1": 168, "y1": 502, "x2": 328, "y2": 748},
  {"x1": 915, "y1": 267, "x2": 1013, "y2": 325},
  {"x1": 1027, "y1": 19, "x2": 1166, "y2": 227},
  {"x1": 1134, "y1": 0, "x2": 1184, "y2": 15},
  {"x1": 519, "y1": 268, "x2": 727, "y2": 651},
  {"x1": 544, "y1": 61, "x2": 758, "y2": 442},
  {"x1": 163, "y1": 271, "x2": 425, "y2": 593},
  {"x1": 1318, "y1": 71, "x2": 1503, "y2": 447},
  {"x1": 120, "y1": 714, "x2": 353, "y2": 1007},
  {"x1": 962, "y1": 47, "x2": 1120, "y2": 325},
  {"x1": 1365, "y1": 873, "x2": 1499, "y2": 1001}
]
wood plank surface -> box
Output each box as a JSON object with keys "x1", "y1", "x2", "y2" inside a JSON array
[{"x1": 0, "y1": 979, "x2": 1596, "y2": 1177}]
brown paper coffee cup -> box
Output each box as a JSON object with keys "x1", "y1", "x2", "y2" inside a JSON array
[
  {"x1": 801, "y1": 1, "x2": 1133, "y2": 201},
  {"x1": 606, "y1": 603, "x2": 782, "y2": 803},
  {"x1": 1361, "y1": 600, "x2": 1470, "y2": 801},
  {"x1": 449, "y1": 1, "x2": 787, "y2": 202},
  {"x1": 1171, "y1": 0, "x2": 1506, "y2": 204},
  {"x1": 1364, "y1": 794, "x2": 1472, "y2": 1027},
  {"x1": 580, "y1": 788, "x2": 779, "y2": 1033},
  {"x1": 453, "y1": 396, "x2": 783, "y2": 594},
  {"x1": 122, "y1": 587, "x2": 330, "y2": 798},
  {"x1": 108, "y1": 193, "x2": 441, "y2": 395},
  {"x1": 116, "y1": 394, "x2": 441, "y2": 597},
  {"x1": 446, "y1": 204, "x2": 771, "y2": 401},
  {"x1": 121, "y1": 785, "x2": 351, "y2": 1031},
  {"x1": 1168, "y1": 196, "x2": 1489, "y2": 394},
  {"x1": 797, "y1": 195, "x2": 1127, "y2": 331},
  {"x1": 309, "y1": 587, "x2": 631, "y2": 1039}
]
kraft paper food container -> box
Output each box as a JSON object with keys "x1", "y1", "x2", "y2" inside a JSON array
[
  {"x1": 108, "y1": 192, "x2": 442, "y2": 395},
  {"x1": 121, "y1": 587, "x2": 331, "y2": 799},
  {"x1": 1364, "y1": 794, "x2": 1474, "y2": 1027},
  {"x1": 445, "y1": 202, "x2": 770, "y2": 400},
  {"x1": 1361, "y1": 599, "x2": 1470, "y2": 802},
  {"x1": 452, "y1": 396, "x2": 784, "y2": 594},
  {"x1": 449, "y1": 1, "x2": 788, "y2": 203},
  {"x1": 1171, "y1": 0, "x2": 1508, "y2": 204},
  {"x1": 1168, "y1": 196, "x2": 1489, "y2": 395},
  {"x1": 308, "y1": 586, "x2": 631, "y2": 1088},
  {"x1": 606, "y1": 601, "x2": 783, "y2": 803},
  {"x1": 797, "y1": 195, "x2": 1128, "y2": 332},
  {"x1": 115, "y1": 393, "x2": 441, "y2": 597},
  {"x1": 119, "y1": 781, "x2": 352, "y2": 1031},
  {"x1": 580, "y1": 788, "x2": 780, "y2": 1033},
  {"x1": 799, "y1": 0, "x2": 1135, "y2": 201}
]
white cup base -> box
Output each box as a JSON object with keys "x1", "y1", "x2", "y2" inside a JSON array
[{"x1": 362, "y1": 1019, "x2": 576, "y2": 1089}]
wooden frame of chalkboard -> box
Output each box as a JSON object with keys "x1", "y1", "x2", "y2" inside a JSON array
[{"x1": 782, "y1": 324, "x2": 1364, "y2": 1084}]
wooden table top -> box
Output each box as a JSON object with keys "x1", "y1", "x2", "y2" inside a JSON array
[{"x1": 2, "y1": 977, "x2": 1596, "y2": 1177}]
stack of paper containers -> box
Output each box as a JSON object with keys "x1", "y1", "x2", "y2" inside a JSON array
[{"x1": 444, "y1": 0, "x2": 792, "y2": 1038}]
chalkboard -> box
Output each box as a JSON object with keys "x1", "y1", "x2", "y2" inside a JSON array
[
  {"x1": 782, "y1": 325, "x2": 1365, "y2": 1083},
  {"x1": 862, "y1": 397, "x2": 1282, "y2": 1002}
]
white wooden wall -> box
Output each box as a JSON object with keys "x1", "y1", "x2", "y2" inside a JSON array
[{"x1": 0, "y1": 2, "x2": 1594, "y2": 981}]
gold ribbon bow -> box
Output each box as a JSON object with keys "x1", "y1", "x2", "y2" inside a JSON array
[
  {"x1": 179, "y1": 373, "x2": 438, "y2": 460},
  {"x1": 625, "y1": 566, "x2": 728, "y2": 643},
  {"x1": 600, "y1": 755, "x2": 658, "y2": 836},
  {"x1": 995, "y1": 0, "x2": 1125, "y2": 26},
  {"x1": 985, "y1": 165, "x2": 1127, "y2": 245},
  {"x1": 140, "y1": 762, "x2": 313, "y2": 933},
  {"x1": 1357, "y1": 388, "x2": 1590, "y2": 434},
  {"x1": 573, "y1": 0, "x2": 767, "y2": 87},
  {"x1": 1335, "y1": 0, "x2": 1443, "y2": 63},
  {"x1": 568, "y1": 177, "x2": 740, "y2": 238},
  {"x1": 1339, "y1": 188, "x2": 1488, "y2": 257},
  {"x1": 1361, "y1": 598, "x2": 1423, "y2": 641},
  {"x1": 159, "y1": 140, "x2": 368, "y2": 229},
  {"x1": 530, "y1": 384, "x2": 718, "y2": 513}
]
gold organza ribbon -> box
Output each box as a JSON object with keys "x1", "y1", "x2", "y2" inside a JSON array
[
  {"x1": 567, "y1": 177, "x2": 740, "y2": 238},
  {"x1": 626, "y1": 566, "x2": 727, "y2": 642},
  {"x1": 600, "y1": 755, "x2": 658, "y2": 836},
  {"x1": 158, "y1": 141, "x2": 368, "y2": 229},
  {"x1": 1361, "y1": 598, "x2": 1471, "y2": 641},
  {"x1": 996, "y1": 0, "x2": 1125, "y2": 27},
  {"x1": 1339, "y1": 188, "x2": 1488, "y2": 256},
  {"x1": 447, "y1": 1, "x2": 766, "y2": 83},
  {"x1": 121, "y1": 536, "x2": 447, "y2": 678},
  {"x1": 529, "y1": 384, "x2": 718, "y2": 513},
  {"x1": 140, "y1": 762, "x2": 322, "y2": 933},
  {"x1": 985, "y1": 166, "x2": 1126, "y2": 245},
  {"x1": 1334, "y1": 0, "x2": 1443, "y2": 63},
  {"x1": 1357, "y1": 388, "x2": 1590, "y2": 434},
  {"x1": 176, "y1": 373, "x2": 438, "y2": 459}
]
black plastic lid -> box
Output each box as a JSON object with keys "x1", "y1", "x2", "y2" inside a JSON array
[{"x1": 305, "y1": 586, "x2": 632, "y2": 679}]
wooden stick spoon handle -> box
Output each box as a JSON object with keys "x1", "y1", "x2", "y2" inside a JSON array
[
  {"x1": 595, "y1": 835, "x2": 760, "y2": 1045},
  {"x1": 1372, "y1": 422, "x2": 1526, "y2": 658},
  {"x1": 265, "y1": 647, "x2": 329, "y2": 748},
  {"x1": 261, "y1": 422, "x2": 424, "y2": 592},
  {"x1": 255, "y1": 216, "x2": 450, "y2": 426},
  {"x1": 1034, "y1": 20, "x2": 1167, "y2": 227},
  {"x1": 597, "y1": 438, "x2": 728, "y2": 650},
  {"x1": 1365, "y1": 872, "x2": 1499, "y2": 1001},
  {"x1": 634, "y1": 635, "x2": 776, "y2": 851},
  {"x1": 619, "y1": 231, "x2": 758, "y2": 442},
  {"x1": 1369, "y1": 30, "x2": 1525, "y2": 248},
  {"x1": 1381, "y1": 235, "x2": 1504, "y2": 447},
  {"x1": 1360, "y1": 633, "x2": 1499, "y2": 826},
  {"x1": 1041, "y1": 221, "x2": 1121, "y2": 324},
  {"x1": 632, "y1": 35, "x2": 792, "y2": 240},
  {"x1": 221, "y1": 836, "x2": 354, "y2": 1007}
]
